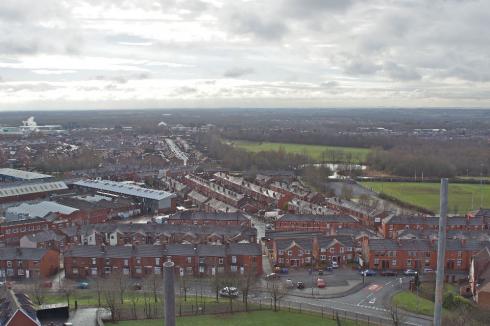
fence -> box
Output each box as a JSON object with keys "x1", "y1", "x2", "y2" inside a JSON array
[{"x1": 98, "y1": 296, "x2": 423, "y2": 326}]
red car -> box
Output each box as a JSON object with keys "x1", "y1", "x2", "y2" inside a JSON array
[{"x1": 317, "y1": 278, "x2": 326, "y2": 288}]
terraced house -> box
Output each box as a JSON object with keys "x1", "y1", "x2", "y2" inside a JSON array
[
  {"x1": 64, "y1": 242, "x2": 262, "y2": 279},
  {"x1": 0, "y1": 247, "x2": 59, "y2": 280},
  {"x1": 274, "y1": 213, "x2": 360, "y2": 233}
]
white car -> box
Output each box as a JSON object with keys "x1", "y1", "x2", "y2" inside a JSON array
[
  {"x1": 331, "y1": 261, "x2": 339, "y2": 269},
  {"x1": 286, "y1": 279, "x2": 294, "y2": 288},
  {"x1": 219, "y1": 287, "x2": 239, "y2": 298}
]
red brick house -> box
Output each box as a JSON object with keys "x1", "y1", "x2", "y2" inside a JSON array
[
  {"x1": 0, "y1": 247, "x2": 59, "y2": 280},
  {"x1": 168, "y1": 211, "x2": 251, "y2": 227},
  {"x1": 63, "y1": 243, "x2": 262, "y2": 279},
  {"x1": 274, "y1": 214, "x2": 359, "y2": 232},
  {"x1": 1, "y1": 290, "x2": 41, "y2": 326}
]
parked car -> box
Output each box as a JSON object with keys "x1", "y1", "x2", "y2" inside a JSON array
[
  {"x1": 297, "y1": 281, "x2": 305, "y2": 289},
  {"x1": 265, "y1": 273, "x2": 280, "y2": 280},
  {"x1": 318, "y1": 269, "x2": 324, "y2": 275},
  {"x1": 274, "y1": 266, "x2": 289, "y2": 274},
  {"x1": 381, "y1": 270, "x2": 397, "y2": 276},
  {"x1": 423, "y1": 267, "x2": 434, "y2": 273},
  {"x1": 77, "y1": 281, "x2": 89, "y2": 289},
  {"x1": 331, "y1": 261, "x2": 339, "y2": 269},
  {"x1": 317, "y1": 278, "x2": 326, "y2": 288},
  {"x1": 360, "y1": 269, "x2": 377, "y2": 276},
  {"x1": 219, "y1": 287, "x2": 239, "y2": 298},
  {"x1": 325, "y1": 266, "x2": 333, "y2": 272},
  {"x1": 286, "y1": 279, "x2": 294, "y2": 288},
  {"x1": 404, "y1": 269, "x2": 418, "y2": 276},
  {"x1": 132, "y1": 282, "x2": 142, "y2": 290}
]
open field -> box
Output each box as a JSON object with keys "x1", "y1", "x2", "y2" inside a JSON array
[
  {"x1": 230, "y1": 140, "x2": 370, "y2": 163},
  {"x1": 361, "y1": 182, "x2": 490, "y2": 214},
  {"x1": 106, "y1": 311, "x2": 361, "y2": 326}
]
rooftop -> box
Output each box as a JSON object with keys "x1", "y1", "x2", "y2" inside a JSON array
[
  {"x1": 0, "y1": 181, "x2": 68, "y2": 199},
  {"x1": 74, "y1": 179, "x2": 175, "y2": 201},
  {"x1": 0, "y1": 168, "x2": 52, "y2": 180}
]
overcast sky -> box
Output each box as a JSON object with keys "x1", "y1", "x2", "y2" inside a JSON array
[{"x1": 1, "y1": 0, "x2": 490, "y2": 110}]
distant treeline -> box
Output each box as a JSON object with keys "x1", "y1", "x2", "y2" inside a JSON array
[
  {"x1": 197, "y1": 134, "x2": 310, "y2": 171},
  {"x1": 222, "y1": 129, "x2": 398, "y2": 149},
  {"x1": 367, "y1": 144, "x2": 490, "y2": 178}
]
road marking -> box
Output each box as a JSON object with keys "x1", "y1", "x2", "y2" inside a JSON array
[
  {"x1": 368, "y1": 297, "x2": 376, "y2": 304},
  {"x1": 368, "y1": 284, "x2": 383, "y2": 292}
]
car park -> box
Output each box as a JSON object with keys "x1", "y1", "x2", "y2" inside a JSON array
[
  {"x1": 219, "y1": 287, "x2": 239, "y2": 298},
  {"x1": 317, "y1": 278, "x2": 326, "y2": 288},
  {"x1": 381, "y1": 270, "x2": 397, "y2": 276},
  {"x1": 360, "y1": 269, "x2": 377, "y2": 276},
  {"x1": 265, "y1": 273, "x2": 280, "y2": 280},
  {"x1": 403, "y1": 269, "x2": 418, "y2": 276}
]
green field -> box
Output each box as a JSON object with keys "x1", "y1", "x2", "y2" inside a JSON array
[
  {"x1": 361, "y1": 182, "x2": 490, "y2": 214},
  {"x1": 230, "y1": 140, "x2": 370, "y2": 163},
  {"x1": 106, "y1": 311, "x2": 361, "y2": 326},
  {"x1": 392, "y1": 291, "x2": 436, "y2": 316}
]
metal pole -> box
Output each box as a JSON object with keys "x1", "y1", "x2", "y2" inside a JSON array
[
  {"x1": 434, "y1": 178, "x2": 448, "y2": 326},
  {"x1": 164, "y1": 261, "x2": 176, "y2": 326}
]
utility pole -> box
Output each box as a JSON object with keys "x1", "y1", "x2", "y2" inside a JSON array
[
  {"x1": 433, "y1": 178, "x2": 448, "y2": 326},
  {"x1": 164, "y1": 261, "x2": 176, "y2": 326}
]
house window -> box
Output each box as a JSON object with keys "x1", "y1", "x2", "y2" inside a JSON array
[
  {"x1": 91, "y1": 258, "x2": 96, "y2": 265},
  {"x1": 154, "y1": 267, "x2": 161, "y2": 274},
  {"x1": 7, "y1": 261, "x2": 12, "y2": 268},
  {"x1": 347, "y1": 247, "x2": 352, "y2": 252},
  {"x1": 104, "y1": 267, "x2": 111, "y2": 274},
  {"x1": 91, "y1": 268, "x2": 98, "y2": 276},
  {"x1": 136, "y1": 266, "x2": 142, "y2": 274},
  {"x1": 392, "y1": 259, "x2": 397, "y2": 266},
  {"x1": 457, "y1": 251, "x2": 462, "y2": 258},
  {"x1": 155, "y1": 258, "x2": 160, "y2": 265},
  {"x1": 232, "y1": 256, "x2": 237, "y2": 264},
  {"x1": 320, "y1": 248, "x2": 326, "y2": 253},
  {"x1": 136, "y1": 257, "x2": 141, "y2": 264},
  {"x1": 305, "y1": 250, "x2": 311, "y2": 255},
  {"x1": 330, "y1": 248, "x2": 335, "y2": 253},
  {"x1": 231, "y1": 265, "x2": 238, "y2": 272},
  {"x1": 278, "y1": 258, "x2": 284, "y2": 264},
  {"x1": 340, "y1": 247, "x2": 345, "y2": 254},
  {"x1": 278, "y1": 250, "x2": 284, "y2": 255},
  {"x1": 320, "y1": 255, "x2": 326, "y2": 261},
  {"x1": 298, "y1": 250, "x2": 304, "y2": 256},
  {"x1": 457, "y1": 259, "x2": 462, "y2": 267},
  {"x1": 218, "y1": 258, "x2": 224, "y2": 265},
  {"x1": 105, "y1": 258, "x2": 111, "y2": 265},
  {"x1": 124, "y1": 259, "x2": 129, "y2": 266},
  {"x1": 187, "y1": 257, "x2": 192, "y2": 264},
  {"x1": 407, "y1": 259, "x2": 412, "y2": 266},
  {"x1": 305, "y1": 257, "x2": 311, "y2": 263},
  {"x1": 199, "y1": 266, "x2": 205, "y2": 273},
  {"x1": 123, "y1": 268, "x2": 130, "y2": 275},
  {"x1": 72, "y1": 268, "x2": 79, "y2": 274},
  {"x1": 287, "y1": 251, "x2": 292, "y2": 256},
  {"x1": 199, "y1": 257, "x2": 205, "y2": 264},
  {"x1": 374, "y1": 258, "x2": 379, "y2": 264}
]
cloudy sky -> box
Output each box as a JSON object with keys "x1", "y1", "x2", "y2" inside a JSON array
[{"x1": 1, "y1": 0, "x2": 490, "y2": 110}]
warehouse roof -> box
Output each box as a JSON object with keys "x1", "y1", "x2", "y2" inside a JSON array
[
  {"x1": 0, "y1": 181, "x2": 68, "y2": 199},
  {"x1": 74, "y1": 179, "x2": 175, "y2": 201},
  {"x1": 6, "y1": 201, "x2": 78, "y2": 219},
  {"x1": 0, "y1": 168, "x2": 52, "y2": 180}
]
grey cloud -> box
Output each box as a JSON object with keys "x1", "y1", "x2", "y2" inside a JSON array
[
  {"x1": 173, "y1": 86, "x2": 197, "y2": 95},
  {"x1": 345, "y1": 61, "x2": 382, "y2": 76},
  {"x1": 223, "y1": 67, "x2": 254, "y2": 78},
  {"x1": 320, "y1": 81, "x2": 338, "y2": 88},
  {"x1": 282, "y1": 0, "x2": 354, "y2": 18},
  {"x1": 383, "y1": 62, "x2": 421, "y2": 81},
  {"x1": 227, "y1": 11, "x2": 288, "y2": 41}
]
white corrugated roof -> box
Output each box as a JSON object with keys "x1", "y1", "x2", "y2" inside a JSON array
[
  {"x1": 6, "y1": 201, "x2": 79, "y2": 218},
  {"x1": 0, "y1": 181, "x2": 68, "y2": 198},
  {"x1": 74, "y1": 179, "x2": 175, "y2": 200},
  {"x1": 0, "y1": 168, "x2": 52, "y2": 180}
]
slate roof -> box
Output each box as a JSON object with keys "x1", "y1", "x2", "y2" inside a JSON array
[
  {"x1": 228, "y1": 243, "x2": 261, "y2": 256},
  {"x1": 74, "y1": 179, "x2": 175, "y2": 201},
  {"x1": 0, "y1": 247, "x2": 49, "y2": 260},
  {"x1": 275, "y1": 238, "x2": 313, "y2": 250},
  {"x1": 368, "y1": 239, "x2": 433, "y2": 251},
  {"x1": 278, "y1": 214, "x2": 358, "y2": 223},
  {"x1": 317, "y1": 236, "x2": 355, "y2": 249},
  {"x1": 197, "y1": 244, "x2": 226, "y2": 257},
  {"x1": 169, "y1": 211, "x2": 249, "y2": 222},
  {"x1": 23, "y1": 230, "x2": 65, "y2": 243}
]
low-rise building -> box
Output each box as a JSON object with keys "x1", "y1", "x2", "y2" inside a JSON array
[
  {"x1": 0, "y1": 247, "x2": 60, "y2": 280},
  {"x1": 274, "y1": 213, "x2": 359, "y2": 232},
  {"x1": 167, "y1": 211, "x2": 251, "y2": 227}
]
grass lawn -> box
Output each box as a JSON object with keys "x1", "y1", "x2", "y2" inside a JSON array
[
  {"x1": 106, "y1": 311, "x2": 361, "y2": 326},
  {"x1": 361, "y1": 182, "x2": 490, "y2": 214},
  {"x1": 230, "y1": 140, "x2": 370, "y2": 164},
  {"x1": 392, "y1": 291, "x2": 436, "y2": 316}
]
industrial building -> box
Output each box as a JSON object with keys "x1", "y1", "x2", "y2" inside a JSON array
[
  {"x1": 0, "y1": 168, "x2": 53, "y2": 183},
  {"x1": 73, "y1": 179, "x2": 176, "y2": 214}
]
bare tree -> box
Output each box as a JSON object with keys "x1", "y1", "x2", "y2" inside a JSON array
[
  {"x1": 102, "y1": 277, "x2": 121, "y2": 322},
  {"x1": 93, "y1": 276, "x2": 103, "y2": 307},
  {"x1": 389, "y1": 305, "x2": 405, "y2": 326},
  {"x1": 28, "y1": 277, "x2": 47, "y2": 305},
  {"x1": 144, "y1": 273, "x2": 162, "y2": 303},
  {"x1": 128, "y1": 288, "x2": 140, "y2": 320},
  {"x1": 211, "y1": 274, "x2": 224, "y2": 302},
  {"x1": 110, "y1": 270, "x2": 129, "y2": 304},
  {"x1": 266, "y1": 279, "x2": 287, "y2": 312},
  {"x1": 60, "y1": 279, "x2": 75, "y2": 308},
  {"x1": 239, "y1": 265, "x2": 256, "y2": 312}
]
